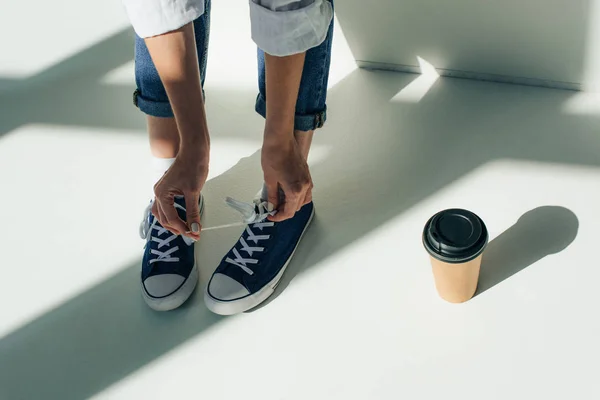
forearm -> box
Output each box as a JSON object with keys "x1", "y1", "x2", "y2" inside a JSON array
[
  {"x1": 264, "y1": 52, "x2": 306, "y2": 142},
  {"x1": 144, "y1": 23, "x2": 209, "y2": 156}
]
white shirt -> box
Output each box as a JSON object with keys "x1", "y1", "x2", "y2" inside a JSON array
[{"x1": 122, "y1": 0, "x2": 334, "y2": 57}]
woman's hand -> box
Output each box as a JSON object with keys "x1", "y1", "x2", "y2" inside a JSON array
[
  {"x1": 262, "y1": 135, "x2": 313, "y2": 222},
  {"x1": 152, "y1": 147, "x2": 209, "y2": 240}
]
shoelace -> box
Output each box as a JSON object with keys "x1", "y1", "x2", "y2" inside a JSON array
[
  {"x1": 138, "y1": 197, "x2": 276, "y2": 270},
  {"x1": 222, "y1": 197, "x2": 275, "y2": 275},
  {"x1": 139, "y1": 202, "x2": 192, "y2": 264}
]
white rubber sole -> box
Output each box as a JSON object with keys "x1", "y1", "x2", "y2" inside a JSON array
[
  {"x1": 141, "y1": 195, "x2": 204, "y2": 312},
  {"x1": 204, "y1": 207, "x2": 315, "y2": 315},
  {"x1": 142, "y1": 264, "x2": 199, "y2": 311}
]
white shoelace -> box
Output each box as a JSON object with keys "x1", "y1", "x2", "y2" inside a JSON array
[
  {"x1": 138, "y1": 197, "x2": 275, "y2": 270},
  {"x1": 222, "y1": 197, "x2": 275, "y2": 275},
  {"x1": 139, "y1": 202, "x2": 192, "y2": 264}
]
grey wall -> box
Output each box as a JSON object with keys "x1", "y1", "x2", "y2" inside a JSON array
[{"x1": 336, "y1": 0, "x2": 600, "y2": 90}]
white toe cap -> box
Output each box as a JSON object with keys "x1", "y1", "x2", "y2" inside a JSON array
[
  {"x1": 207, "y1": 273, "x2": 250, "y2": 301},
  {"x1": 143, "y1": 274, "x2": 185, "y2": 298}
]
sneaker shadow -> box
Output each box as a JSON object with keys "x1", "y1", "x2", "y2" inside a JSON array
[{"x1": 476, "y1": 206, "x2": 579, "y2": 296}]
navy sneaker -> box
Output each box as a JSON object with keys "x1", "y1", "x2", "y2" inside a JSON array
[
  {"x1": 204, "y1": 192, "x2": 314, "y2": 315},
  {"x1": 139, "y1": 195, "x2": 204, "y2": 311}
]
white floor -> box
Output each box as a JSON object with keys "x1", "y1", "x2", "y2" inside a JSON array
[{"x1": 1, "y1": 2, "x2": 600, "y2": 400}]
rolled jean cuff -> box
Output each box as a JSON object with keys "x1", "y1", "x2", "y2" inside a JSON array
[
  {"x1": 255, "y1": 93, "x2": 327, "y2": 131},
  {"x1": 133, "y1": 88, "x2": 206, "y2": 118},
  {"x1": 133, "y1": 89, "x2": 174, "y2": 118}
]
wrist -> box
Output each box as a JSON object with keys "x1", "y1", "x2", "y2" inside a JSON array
[
  {"x1": 174, "y1": 102, "x2": 210, "y2": 151},
  {"x1": 262, "y1": 136, "x2": 295, "y2": 161},
  {"x1": 264, "y1": 122, "x2": 294, "y2": 146},
  {"x1": 178, "y1": 135, "x2": 210, "y2": 164}
]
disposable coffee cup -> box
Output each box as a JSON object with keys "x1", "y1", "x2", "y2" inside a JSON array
[{"x1": 422, "y1": 209, "x2": 488, "y2": 303}]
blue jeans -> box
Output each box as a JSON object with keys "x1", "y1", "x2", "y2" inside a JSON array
[{"x1": 133, "y1": 0, "x2": 334, "y2": 132}]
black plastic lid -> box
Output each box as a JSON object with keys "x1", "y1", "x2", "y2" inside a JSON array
[{"x1": 422, "y1": 208, "x2": 488, "y2": 264}]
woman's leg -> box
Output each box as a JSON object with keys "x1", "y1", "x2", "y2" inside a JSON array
[
  {"x1": 134, "y1": 0, "x2": 211, "y2": 163},
  {"x1": 294, "y1": 129, "x2": 314, "y2": 160},
  {"x1": 255, "y1": 0, "x2": 334, "y2": 161}
]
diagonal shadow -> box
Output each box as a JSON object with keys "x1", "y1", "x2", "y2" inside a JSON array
[
  {"x1": 0, "y1": 260, "x2": 223, "y2": 400},
  {"x1": 1, "y1": 23, "x2": 600, "y2": 400},
  {"x1": 0, "y1": 27, "x2": 276, "y2": 139},
  {"x1": 0, "y1": 28, "x2": 141, "y2": 137},
  {"x1": 0, "y1": 28, "x2": 133, "y2": 95}
]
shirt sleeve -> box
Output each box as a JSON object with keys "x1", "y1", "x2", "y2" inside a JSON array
[
  {"x1": 250, "y1": 0, "x2": 334, "y2": 56},
  {"x1": 122, "y1": 0, "x2": 205, "y2": 38}
]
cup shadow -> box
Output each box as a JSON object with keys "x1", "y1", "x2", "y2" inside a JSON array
[{"x1": 476, "y1": 206, "x2": 579, "y2": 296}]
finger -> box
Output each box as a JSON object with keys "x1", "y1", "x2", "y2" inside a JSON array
[
  {"x1": 157, "y1": 202, "x2": 181, "y2": 235},
  {"x1": 159, "y1": 197, "x2": 188, "y2": 235},
  {"x1": 162, "y1": 222, "x2": 180, "y2": 236},
  {"x1": 295, "y1": 180, "x2": 311, "y2": 211},
  {"x1": 265, "y1": 181, "x2": 280, "y2": 212},
  {"x1": 183, "y1": 192, "x2": 201, "y2": 239},
  {"x1": 302, "y1": 183, "x2": 313, "y2": 207},
  {"x1": 290, "y1": 181, "x2": 309, "y2": 212},
  {"x1": 151, "y1": 200, "x2": 160, "y2": 219},
  {"x1": 152, "y1": 200, "x2": 167, "y2": 227},
  {"x1": 269, "y1": 193, "x2": 300, "y2": 222}
]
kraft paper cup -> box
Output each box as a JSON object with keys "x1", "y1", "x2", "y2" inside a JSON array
[{"x1": 423, "y1": 209, "x2": 489, "y2": 303}]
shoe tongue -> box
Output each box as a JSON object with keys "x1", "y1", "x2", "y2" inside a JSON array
[{"x1": 174, "y1": 195, "x2": 186, "y2": 207}]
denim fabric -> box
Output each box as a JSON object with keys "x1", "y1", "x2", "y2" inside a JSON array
[
  {"x1": 255, "y1": 0, "x2": 334, "y2": 131},
  {"x1": 133, "y1": 0, "x2": 333, "y2": 131},
  {"x1": 133, "y1": 0, "x2": 211, "y2": 118}
]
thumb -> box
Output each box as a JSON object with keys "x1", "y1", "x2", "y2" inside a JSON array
[
  {"x1": 184, "y1": 192, "x2": 202, "y2": 235},
  {"x1": 265, "y1": 181, "x2": 279, "y2": 212}
]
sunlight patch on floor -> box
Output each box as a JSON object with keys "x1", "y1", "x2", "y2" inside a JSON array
[
  {"x1": 101, "y1": 61, "x2": 135, "y2": 85},
  {"x1": 328, "y1": 14, "x2": 359, "y2": 88},
  {"x1": 390, "y1": 57, "x2": 440, "y2": 103},
  {"x1": 563, "y1": 92, "x2": 600, "y2": 115}
]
